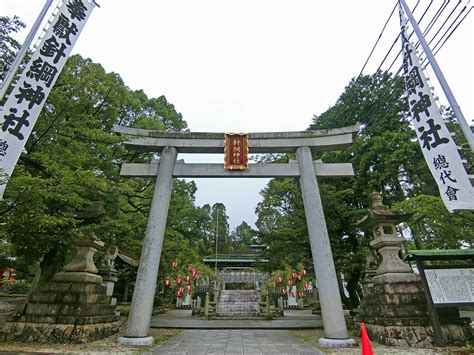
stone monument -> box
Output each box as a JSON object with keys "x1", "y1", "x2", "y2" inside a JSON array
[{"x1": 355, "y1": 192, "x2": 471, "y2": 347}]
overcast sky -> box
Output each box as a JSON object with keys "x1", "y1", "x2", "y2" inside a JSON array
[{"x1": 3, "y1": 0, "x2": 473, "y2": 230}]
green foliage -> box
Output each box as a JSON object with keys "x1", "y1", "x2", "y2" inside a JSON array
[
  {"x1": 230, "y1": 221, "x2": 257, "y2": 253},
  {"x1": 393, "y1": 195, "x2": 474, "y2": 249},
  {"x1": 256, "y1": 178, "x2": 311, "y2": 272},
  {"x1": 0, "y1": 50, "x2": 189, "y2": 276}
]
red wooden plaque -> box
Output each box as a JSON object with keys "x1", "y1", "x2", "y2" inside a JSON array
[{"x1": 224, "y1": 133, "x2": 249, "y2": 170}]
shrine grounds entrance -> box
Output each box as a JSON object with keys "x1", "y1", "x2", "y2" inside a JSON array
[{"x1": 115, "y1": 125, "x2": 359, "y2": 347}]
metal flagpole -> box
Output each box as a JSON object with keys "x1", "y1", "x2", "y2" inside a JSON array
[
  {"x1": 398, "y1": 0, "x2": 474, "y2": 152},
  {"x1": 0, "y1": 0, "x2": 53, "y2": 103}
]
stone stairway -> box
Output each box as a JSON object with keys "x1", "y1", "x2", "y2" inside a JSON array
[{"x1": 216, "y1": 290, "x2": 260, "y2": 319}]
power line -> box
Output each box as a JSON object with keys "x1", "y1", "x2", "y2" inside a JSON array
[
  {"x1": 357, "y1": 2, "x2": 398, "y2": 77},
  {"x1": 432, "y1": 5, "x2": 473, "y2": 56},
  {"x1": 392, "y1": 0, "x2": 445, "y2": 70},
  {"x1": 388, "y1": 0, "x2": 462, "y2": 72},
  {"x1": 391, "y1": 0, "x2": 467, "y2": 74},
  {"x1": 375, "y1": 0, "x2": 434, "y2": 73},
  {"x1": 427, "y1": 0, "x2": 463, "y2": 48},
  {"x1": 431, "y1": 2, "x2": 470, "y2": 53},
  {"x1": 346, "y1": 1, "x2": 429, "y2": 124},
  {"x1": 342, "y1": 0, "x2": 472, "y2": 129},
  {"x1": 420, "y1": 0, "x2": 449, "y2": 39},
  {"x1": 376, "y1": 5, "x2": 473, "y2": 133}
]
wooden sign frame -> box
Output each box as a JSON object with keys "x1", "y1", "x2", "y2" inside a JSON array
[{"x1": 224, "y1": 133, "x2": 249, "y2": 170}]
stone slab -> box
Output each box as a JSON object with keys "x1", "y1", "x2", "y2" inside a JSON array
[
  {"x1": 31, "y1": 291, "x2": 110, "y2": 304},
  {"x1": 152, "y1": 329, "x2": 323, "y2": 354},
  {"x1": 319, "y1": 337, "x2": 358, "y2": 348},
  {"x1": 53, "y1": 272, "x2": 103, "y2": 284},
  {"x1": 373, "y1": 273, "x2": 420, "y2": 284},
  {"x1": 116, "y1": 335, "x2": 154, "y2": 346},
  {"x1": 40, "y1": 282, "x2": 105, "y2": 294},
  {"x1": 0, "y1": 319, "x2": 123, "y2": 343}
]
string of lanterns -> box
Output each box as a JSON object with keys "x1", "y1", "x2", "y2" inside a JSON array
[
  {"x1": 164, "y1": 260, "x2": 203, "y2": 298},
  {"x1": 271, "y1": 267, "x2": 310, "y2": 299}
]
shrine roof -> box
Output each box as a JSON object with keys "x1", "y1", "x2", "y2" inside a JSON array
[
  {"x1": 203, "y1": 254, "x2": 269, "y2": 267},
  {"x1": 404, "y1": 249, "x2": 474, "y2": 261}
]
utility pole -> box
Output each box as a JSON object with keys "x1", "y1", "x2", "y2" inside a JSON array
[{"x1": 399, "y1": 0, "x2": 474, "y2": 152}]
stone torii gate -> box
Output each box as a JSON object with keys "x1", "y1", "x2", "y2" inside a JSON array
[{"x1": 115, "y1": 125, "x2": 358, "y2": 347}]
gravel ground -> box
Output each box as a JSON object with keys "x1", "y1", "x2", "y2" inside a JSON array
[
  {"x1": 0, "y1": 323, "x2": 181, "y2": 354},
  {"x1": 291, "y1": 329, "x2": 474, "y2": 354}
]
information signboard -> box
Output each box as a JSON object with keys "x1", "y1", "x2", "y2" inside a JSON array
[{"x1": 425, "y1": 268, "x2": 474, "y2": 305}]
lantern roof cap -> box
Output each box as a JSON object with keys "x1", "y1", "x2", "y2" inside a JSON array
[{"x1": 354, "y1": 192, "x2": 412, "y2": 228}]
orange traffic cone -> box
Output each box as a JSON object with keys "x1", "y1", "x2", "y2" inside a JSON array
[{"x1": 360, "y1": 322, "x2": 373, "y2": 355}]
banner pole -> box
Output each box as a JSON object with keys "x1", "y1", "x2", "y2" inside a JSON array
[
  {"x1": 399, "y1": 0, "x2": 474, "y2": 152},
  {"x1": 0, "y1": 0, "x2": 53, "y2": 103}
]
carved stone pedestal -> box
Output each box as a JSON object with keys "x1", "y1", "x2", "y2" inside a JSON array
[
  {"x1": 357, "y1": 277, "x2": 470, "y2": 347},
  {"x1": 0, "y1": 239, "x2": 123, "y2": 343}
]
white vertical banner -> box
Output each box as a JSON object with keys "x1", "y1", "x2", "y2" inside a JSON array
[
  {"x1": 400, "y1": 24, "x2": 474, "y2": 211},
  {"x1": 0, "y1": 0, "x2": 96, "y2": 199}
]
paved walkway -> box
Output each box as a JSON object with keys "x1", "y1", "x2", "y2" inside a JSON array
[
  {"x1": 152, "y1": 329, "x2": 322, "y2": 354},
  {"x1": 151, "y1": 309, "x2": 323, "y2": 329}
]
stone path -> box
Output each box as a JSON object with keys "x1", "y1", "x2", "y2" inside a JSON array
[
  {"x1": 151, "y1": 309, "x2": 323, "y2": 329},
  {"x1": 152, "y1": 329, "x2": 322, "y2": 354}
]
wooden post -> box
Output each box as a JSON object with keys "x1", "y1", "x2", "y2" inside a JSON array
[
  {"x1": 416, "y1": 259, "x2": 446, "y2": 346},
  {"x1": 204, "y1": 292, "x2": 210, "y2": 317},
  {"x1": 266, "y1": 294, "x2": 271, "y2": 318}
]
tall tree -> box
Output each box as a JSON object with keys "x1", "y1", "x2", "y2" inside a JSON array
[
  {"x1": 211, "y1": 203, "x2": 231, "y2": 254},
  {"x1": 230, "y1": 221, "x2": 257, "y2": 253},
  {"x1": 0, "y1": 16, "x2": 25, "y2": 84}
]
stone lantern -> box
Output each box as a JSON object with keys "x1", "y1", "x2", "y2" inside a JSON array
[
  {"x1": 355, "y1": 192, "x2": 417, "y2": 284},
  {"x1": 354, "y1": 193, "x2": 470, "y2": 347}
]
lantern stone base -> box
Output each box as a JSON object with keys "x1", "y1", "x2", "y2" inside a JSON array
[
  {"x1": 0, "y1": 271, "x2": 122, "y2": 343},
  {"x1": 373, "y1": 272, "x2": 420, "y2": 284},
  {"x1": 357, "y1": 278, "x2": 471, "y2": 348}
]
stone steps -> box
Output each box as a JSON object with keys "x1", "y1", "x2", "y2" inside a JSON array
[{"x1": 217, "y1": 290, "x2": 259, "y2": 318}]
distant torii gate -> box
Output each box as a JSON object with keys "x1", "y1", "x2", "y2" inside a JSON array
[{"x1": 116, "y1": 125, "x2": 358, "y2": 347}]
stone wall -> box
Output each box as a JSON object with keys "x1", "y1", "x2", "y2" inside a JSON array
[{"x1": 0, "y1": 271, "x2": 123, "y2": 343}]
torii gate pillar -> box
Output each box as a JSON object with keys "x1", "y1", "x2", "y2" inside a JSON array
[
  {"x1": 297, "y1": 146, "x2": 356, "y2": 347},
  {"x1": 117, "y1": 146, "x2": 177, "y2": 346}
]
